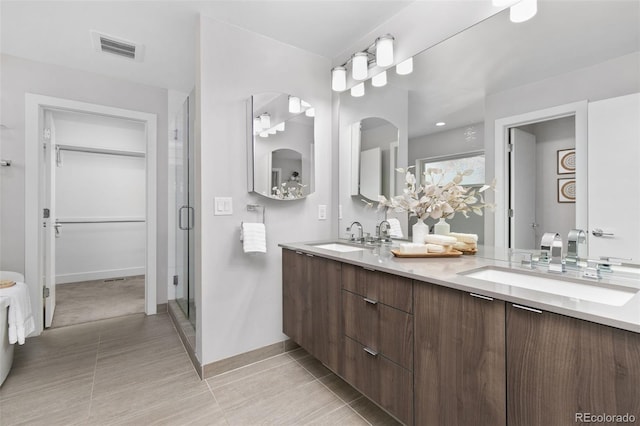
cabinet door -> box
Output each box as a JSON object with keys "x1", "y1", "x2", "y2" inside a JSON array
[
  {"x1": 309, "y1": 255, "x2": 342, "y2": 373},
  {"x1": 414, "y1": 284, "x2": 506, "y2": 426},
  {"x1": 282, "y1": 249, "x2": 311, "y2": 349},
  {"x1": 507, "y1": 304, "x2": 640, "y2": 426}
]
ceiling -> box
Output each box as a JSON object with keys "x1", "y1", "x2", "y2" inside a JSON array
[{"x1": 0, "y1": 0, "x2": 413, "y2": 92}]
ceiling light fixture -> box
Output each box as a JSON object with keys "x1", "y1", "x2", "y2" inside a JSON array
[
  {"x1": 371, "y1": 71, "x2": 387, "y2": 88},
  {"x1": 436, "y1": 122, "x2": 446, "y2": 127},
  {"x1": 305, "y1": 108, "x2": 315, "y2": 117},
  {"x1": 352, "y1": 52, "x2": 369, "y2": 81},
  {"x1": 288, "y1": 96, "x2": 301, "y2": 113},
  {"x1": 396, "y1": 57, "x2": 413, "y2": 75},
  {"x1": 259, "y1": 113, "x2": 271, "y2": 129},
  {"x1": 351, "y1": 82, "x2": 365, "y2": 97},
  {"x1": 331, "y1": 66, "x2": 347, "y2": 91},
  {"x1": 510, "y1": 0, "x2": 537, "y2": 22},
  {"x1": 276, "y1": 122, "x2": 285, "y2": 131},
  {"x1": 375, "y1": 34, "x2": 394, "y2": 67}
]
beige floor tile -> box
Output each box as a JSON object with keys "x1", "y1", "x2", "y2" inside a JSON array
[
  {"x1": 349, "y1": 397, "x2": 402, "y2": 426},
  {"x1": 304, "y1": 404, "x2": 370, "y2": 426},
  {"x1": 98, "y1": 313, "x2": 177, "y2": 344},
  {"x1": 89, "y1": 370, "x2": 208, "y2": 423},
  {"x1": 97, "y1": 332, "x2": 184, "y2": 361},
  {"x1": 319, "y1": 374, "x2": 363, "y2": 404},
  {"x1": 2, "y1": 400, "x2": 91, "y2": 426},
  {"x1": 211, "y1": 361, "x2": 316, "y2": 413},
  {"x1": 286, "y1": 347, "x2": 311, "y2": 361},
  {"x1": 223, "y1": 379, "x2": 345, "y2": 425},
  {"x1": 206, "y1": 353, "x2": 294, "y2": 390},
  {"x1": 294, "y1": 354, "x2": 332, "y2": 379}
]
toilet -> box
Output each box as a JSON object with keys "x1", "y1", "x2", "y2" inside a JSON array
[{"x1": 0, "y1": 271, "x2": 24, "y2": 386}]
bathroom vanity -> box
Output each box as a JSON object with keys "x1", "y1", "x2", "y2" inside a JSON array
[{"x1": 280, "y1": 242, "x2": 640, "y2": 426}]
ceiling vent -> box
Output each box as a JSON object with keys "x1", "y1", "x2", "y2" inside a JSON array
[{"x1": 91, "y1": 31, "x2": 145, "y2": 62}]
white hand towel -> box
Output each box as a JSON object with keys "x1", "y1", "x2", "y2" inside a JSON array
[
  {"x1": 241, "y1": 222, "x2": 266, "y2": 253},
  {"x1": 387, "y1": 218, "x2": 403, "y2": 238},
  {"x1": 0, "y1": 282, "x2": 35, "y2": 345}
]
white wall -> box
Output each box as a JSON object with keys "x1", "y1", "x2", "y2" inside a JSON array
[
  {"x1": 484, "y1": 52, "x2": 640, "y2": 245},
  {"x1": 0, "y1": 54, "x2": 169, "y2": 303},
  {"x1": 197, "y1": 17, "x2": 332, "y2": 365},
  {"x1": 53, "y1": 110, "x2": 146, "y2": 283}
]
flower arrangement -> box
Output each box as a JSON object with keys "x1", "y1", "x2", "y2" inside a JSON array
[
  {"x1": 272, "y1": 182, "x2": 306, "y2": 199},
  {"x1": 372, "y1": 166, "x2": 495, "y2": 221}
]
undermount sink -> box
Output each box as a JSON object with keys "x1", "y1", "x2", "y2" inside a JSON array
[
  {"x1": 461, "y1": 267, "x2": 638, "y2": 306},
  {"x1": 312, "y1": 243, "x2": 365, "y2": 253}
]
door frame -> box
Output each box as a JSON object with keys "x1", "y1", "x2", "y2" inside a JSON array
[
  {"x1": 25, "y1": 94, "x2": 157, "y2": 334},
  {"x1": 493, "y1": 101, "x2": 588, "y2": 250}
]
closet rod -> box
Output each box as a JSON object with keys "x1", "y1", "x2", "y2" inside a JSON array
[
  {"x1": 56, "y1": 144, "x2": 145, "y2": 158},
  {"x1": 56, "y1": 219, "x2": 146, "y2": 224}
]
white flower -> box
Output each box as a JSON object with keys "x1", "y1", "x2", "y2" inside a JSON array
[{"x1": 376, "y1": 167, "x2": 496, "y2": 221}]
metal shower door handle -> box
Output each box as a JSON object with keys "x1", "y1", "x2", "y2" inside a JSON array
[
  {"x1": 179, "y1": 206, "x2": 195, "y2": 230},
  {"x1": 178, "y1": 206, "x2": 189, "y2": 230},
  {"x1": 592, "y1": 228, "x2": 614, "y2": 238}
]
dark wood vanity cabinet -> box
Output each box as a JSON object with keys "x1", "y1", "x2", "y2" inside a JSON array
[
  {"x1": 341, "y1": 263, "x2": 414, "y2": 425},
  {"x1": 506, "y1": 304, "x2": 640, "y2": 426},
  {"x1": 282, "y1": 249, "x2": 342, "y2": 373},
  {"x1": 414, "y1": 283, "x2": 506, "y2": 426}
]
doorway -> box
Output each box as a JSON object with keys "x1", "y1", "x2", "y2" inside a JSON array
[{"x1": 25, "y1": 94, "x2": 157, "y2": 335}]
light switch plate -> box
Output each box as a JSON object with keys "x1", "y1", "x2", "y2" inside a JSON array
[
  {"x1": 318, "y1": 204, "x2": 327, "y2": 220},
  {"x1": 214, "y1": 197, "x2": 233, "y2": 215}
]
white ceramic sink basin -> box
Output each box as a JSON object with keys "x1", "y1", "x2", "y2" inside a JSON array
[
  {"x1": 312, "y1": 243, "x2": 365, "y2": 253},
  {"x1": 462, "y1": 267, "x2": 638, "y2": 306}
]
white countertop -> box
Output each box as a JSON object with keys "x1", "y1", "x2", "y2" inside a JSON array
[{"x1": 279, "y1": 240, "x2": 640, "y2": 334}]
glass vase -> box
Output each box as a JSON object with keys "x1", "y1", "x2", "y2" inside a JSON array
[
  {"x1": 434, "y1": 217, "x2": 450, "y2": 235},
  {"x1": 412, "y1": 219, "x2": 428, "y2": 244}
]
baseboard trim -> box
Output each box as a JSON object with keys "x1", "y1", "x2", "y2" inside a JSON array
[{"x1": 55, "y1": 267, "x2": 145, "y2": 284}]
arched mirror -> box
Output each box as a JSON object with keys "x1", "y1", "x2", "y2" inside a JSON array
[{"x1": 247, "y1": 92, "x2": 315, "y2": 200}]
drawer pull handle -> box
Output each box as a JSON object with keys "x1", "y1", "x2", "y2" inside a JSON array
[
  {"x1": 363, "y1": 347, "x2": 378, "y2": 357},
  {"x1": 295, "y1": 251, "x2": 303, "y2": 255},
  {"x1": 470, "y1": 293, "x2": 494, "y2": 301},
  {"x1": 512, "y1": 304, "x2": 542, "y2": 314},
  {"x1": 305, "y1": 253, "x2": 314, "y2": 257},
  {"x1": 362, "y1": 267, "x2": 376, "y2": 272},
  {"x1": 363, "y1": 297, "x2": 378, "y2": 305}
]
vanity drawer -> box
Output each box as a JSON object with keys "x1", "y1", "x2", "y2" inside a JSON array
[
  {"x1": 343, "y1": 336, "x2": 413, "y2": 425},
  {"x1": 342, "y1": 263, "x2": 413, "y2": 313},
  {"x1": 343, "y1": 290, "x2": 413, "y2": 370}
]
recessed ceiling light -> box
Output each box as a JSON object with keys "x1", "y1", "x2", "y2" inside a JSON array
[{"x1": 436, "y1": 122, "x2": 446, "y2": 127}]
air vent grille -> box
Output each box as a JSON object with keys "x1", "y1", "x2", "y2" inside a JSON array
[
  {"x1": 100, "y1": 37, "x2": 136, "y2": 59},
  {"x1": 91, "y1": 30, "x2": 144, "y2": 62}
]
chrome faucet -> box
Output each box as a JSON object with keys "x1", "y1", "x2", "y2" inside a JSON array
[
  {"x1": 540, "y1": 232, "x2": 565, "y2": 273},
  {"x1": 347, "y1": 221, "x2": 364, "y2": 243},
  {"x1": 566, "y1": 229, "x2": 586, "y2": 266},
  {"x1": 376, "y1": 220, "x2": 392, "y2": 243}
]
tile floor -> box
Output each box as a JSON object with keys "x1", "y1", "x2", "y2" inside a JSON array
[{"x1": 0, "y1": 312, "x2": 400, "y2": 425}]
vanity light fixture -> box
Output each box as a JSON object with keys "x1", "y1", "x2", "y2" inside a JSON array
[
  {"x1": 371, "y1": 70, "x2": 387, "y2": 88},
  {"x1": 276, "y1": 122, "x2": 285, "y2": 131},
  {"x1": 259, "y1": 131, "x2": 269, "y2": 138},
  {"x1": 259, "y1": 113, "x2": 271, "y2": 129},
  {"x1": 253, "y1": 118, "x2": 262, "y2": 133},
  {"x1": 305, "y1": 108, "x2": 315, "y2": 117},
  {"x1": 436, "y1": 122, "x2": 446, "y2": 127},
  {"x1": 510, "y1": 0, "x2": 537, "y2": 22},
  {"x1": 375, "y1": 34, "x2": 394, "y2": 67},
  {"x1": 396, "y1": 57, "x2": 413, "y2": 75},
  {"x1": 352, "y1": 52, "x2": 369, "y2": 81},
  {"x1": 351, "y1": 82, "x2": 365, "y2": 97},
  {"x1": 268, "y1": 128, "x2": 277, "y2": 135},
  {"x1": 288, "y1": 96, "x2": 301, "y2": 113},
  {"x1": 332, "y1": 66, "x2": 347, "y2": 91}
]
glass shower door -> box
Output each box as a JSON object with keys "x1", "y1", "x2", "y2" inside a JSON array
[{"x1": 175, "y1": 95, "x2": 195, "y2": 326}]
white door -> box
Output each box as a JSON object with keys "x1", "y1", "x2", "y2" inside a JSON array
[
  {"x1": 509, "y1": 128, "x2": 538, "y2": 249},
  {"x1": 588, "y1": 93, "x2": 640, "y2": 263},
  {"x1": 360, "y1": 147, "x2": 381, "y2": 201},
  {"x1": 42, "y1": 110, "x2": 56, "y2": 327}
]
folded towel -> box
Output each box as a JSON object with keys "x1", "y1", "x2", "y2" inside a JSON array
[
  {"x1": 449, "y1": 232, "x2": 479, "y2": 244},
  {"x1": 387, "y1": 218, "x2": 403, "y2": 239},
  {"x1": 399, "y1": 243, "x2": 427, "y2": 254},
  {"x1": 425, "y1": 234, "x2": 457, "y2": 245},
  {"x1": 241, "y1": 222, "x2": 266, "y2": 253},
  {"x1": 0, "y1": 282, "x2": 35, "y2": 345},
  {"x1": 425, "y1": 243, "x2": 446, "y2": 253},
  {"x1": 454, "y1": 241, "x2": 477, "y2": 252}
]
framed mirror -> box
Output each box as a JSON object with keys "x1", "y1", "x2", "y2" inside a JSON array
[{"x1": 247, "y1": 92, "x2": 315, "y2": 200}]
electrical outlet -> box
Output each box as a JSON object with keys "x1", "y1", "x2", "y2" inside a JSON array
[{"x1": 318, "y1": 204, "x2": 327, "y2": 220}]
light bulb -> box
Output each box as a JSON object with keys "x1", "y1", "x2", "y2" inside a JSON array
[
  {"x1": 288, "y1": 96, "x2": 301, "y2": 113},
  {"x1": 352, "y1": 52, "x2": 369, "y2": 81},
  {"x1": 375, "y1": 35, "x2": 394, "y2": 67},
  {"x1": 510, "y1": 0, "x2": 537, "y2": 22},
  {"x1": 253, "y1": 118, "x2": 262, "y2": 133},
  {"x1": 371, "y1": 71, "x2": 387, "y2": 88},
  {"x1": 259, "y1": 113, "x2": 270, "y2": 129},
  {"x1": 259, "y1": 131, "x2": 269, "y2": 138},
  {"x1": 396, "y1": 57, "x2": 413, "y2": 75},
  {"x1": 276, "y1": 122, "x2": 285, "y2": 131},
  {"x1": 351, "y1": 82, "x2": 365, "y2": 97},
  {"x1": 268, "y1": 127, "x2": 277, "y2": 135},
  {"x1": 331, "y1": 66, "x2": 346, "y2": 91},
  {"x1": 305, "y1": 108, "x2": 315, "y2": 117}
]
